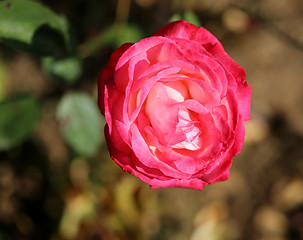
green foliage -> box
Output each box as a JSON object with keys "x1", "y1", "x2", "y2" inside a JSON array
[
  {"x1": 170, "y1": 11, "x2": 201, "y2": 26},
  {"x1": 0, "y1": 0, "x2": 71, "y2": 56},
  {"x1": 80, "y1": 24, "x2": 143, "y2": 57},
  {"x1": 0, "y1": 0, "x2": 82, "y2": 84},
  {"x1": 0, "y1": 95, "x2": 39, "y2": 150},
  {"x1": 99, "y1": 24, "x2": 144, "y2": 48},
  {"x1": 184, "y1": 11, "x2": 201, "y2": 26},
  {"x1": 42, "y1": 56, "x2": 82, "y2": 84},
  {"x1": 57, "y1": 92, "x2": 104, "y2": 157}
]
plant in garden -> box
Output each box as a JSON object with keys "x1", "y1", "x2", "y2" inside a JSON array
[
  {"x1": 98, "y1": 20, "x2": 252, "y2": 190},
  {"x1": 0, "y1": 0, "x2": 102, "y2": 156}
]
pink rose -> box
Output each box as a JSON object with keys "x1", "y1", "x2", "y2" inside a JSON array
[{"x1": 98, "y1": 20, "x2": 251, "y2": 190}]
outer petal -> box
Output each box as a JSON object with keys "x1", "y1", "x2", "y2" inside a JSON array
[
  {"x1": 149, "y1": 178, "x2": 207, "y2": 190},
  {"x1": 200, "y1": 115, "x2": 245, "y2": 184},
  {"x1": 236, "y1": 83, "x2": 252, "y2": 121},
  {"x1": 98, "y1": 43, "x2": 133, "y2": 114},
  {"x1": 154, "y1": 20, "x2": 251, "y2": 120},
  {"x1": 105, "y1": 125, "x2": 171, "y2": 181},
  {"x1": 154, "y1": 20, "x2": 244, "y2": 82}
]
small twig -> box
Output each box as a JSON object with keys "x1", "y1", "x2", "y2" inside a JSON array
[{"x1": 116, "y1": 0, "x2": 131, "y2": 25}]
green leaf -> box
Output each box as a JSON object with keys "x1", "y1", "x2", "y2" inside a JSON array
[
  {"x1": 0, "y1": 95, "x2": 39, "y2": 150},
  {"x1": 0, "y1": 0, "x2": 71, "y2": 56},
  {"x1": 57, "y1": 92, "x2": 104, "y2": 157},
  {"x1": 169, "y1": 11, "x2": 201, "y2": 27},
  {"x1": 0, "y1": 59, "x2": 8, "y2": 101},
  {"x1": 184, "y1": 11, "x2": 201, "y2": 26},
  {"x1": 42, "y1": 56, "x2": 82, "y2": 84},
  {"x1": 80, "y1": 24, "x2": 143, "y2": 57},
  {"x1": 169, "y1": 13, "x2": 183, "y2": 23}
]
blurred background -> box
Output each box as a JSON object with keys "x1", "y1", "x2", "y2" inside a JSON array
[{"x1": 1, "y1": 0, "x2": 303, "y2": 239}]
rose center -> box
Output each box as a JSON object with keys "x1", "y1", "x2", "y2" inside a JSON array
[
  {"x1": 172, "y1": 108, "x2": 202, "y2": 151},
  {"x1": 145, "y1": 81, "x2": 202, "y2": 151}
]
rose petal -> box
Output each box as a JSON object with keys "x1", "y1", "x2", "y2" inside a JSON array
[
  {"x1": 129, "y1": 67, "x2": 181, "y2": 122},
  {"x1": 186, "y1": 80, "x2": 220, "y2": 109},
  {"x1": 116, "y1": 37, "x2": 176, "y2": 69},
  {"x1": 98, "y1": 43, "x2": 133, "y2": 114},
  {"x1": 145, "y1": 82, "x2": 179, "y2": 145},
  {"x1": 105, "y1": 125, "x2": 172, "y2": 181},
  {"x1": 154, "y1": 20, "x2": 247, "y2": 87},
  {"x1": 164, "y1": 81, "x2": 189, "y2": 103},
  {"x1": 130, "y1": 124, "x2": 188, "y2": 178},
  {"x1": 149, "y1": 177, "x2": 207, "y2": 190},
  {"x1": 155, "y1": 20, "x2": 251, "y2": 117},
  {"x1": 236, "y1": 83, "x2": 252, "y2": 120}
]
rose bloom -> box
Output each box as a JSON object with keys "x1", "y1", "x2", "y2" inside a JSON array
[{"x1": 98, "y1": 20, "x2": 251, "y2": 190}]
